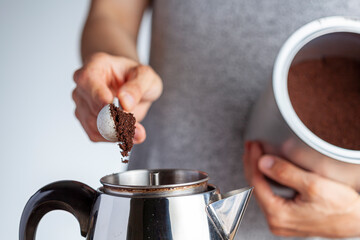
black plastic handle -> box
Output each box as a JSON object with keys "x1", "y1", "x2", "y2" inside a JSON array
[{"x1": 19, "y1": 180, "x2": 98, "y2": 240}]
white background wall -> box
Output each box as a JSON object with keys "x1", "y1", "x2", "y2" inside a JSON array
[{"x1": 0, "y1": 0, "x2": 151, "y2": 239}]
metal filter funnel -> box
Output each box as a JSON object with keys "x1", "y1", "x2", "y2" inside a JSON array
[{"x1": 100, "y1": 169, "x2": 209, "y2": 197}]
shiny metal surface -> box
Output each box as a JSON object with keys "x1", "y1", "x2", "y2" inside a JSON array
[
  {"x1": 207, "y1": 187, "x2": 253, "y2": 240},
  {"x1": 97, "y1": 104, "x2": 117, "y2": 142},
  {"x1": 20, "y1": 169, "x2": 253, "y2": 240},
  {"x1": 245, "y1": 16, "x2": 360, "y2": 190},
  {"x1": 87, "y1": 184, "x2": 253, "y2": 240},
  {"x1": 100, "y1": 169, "x2": 209, "y2": 197},
  {"x1": 96, "y1": 104, "x2": 130, "y2": 163}
]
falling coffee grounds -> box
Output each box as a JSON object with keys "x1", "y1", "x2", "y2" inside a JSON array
[
  {"x1": 109, "y1": 103, "x2": 136, "y2": 161},
  {"x1": 288, "y1": 57, "x2": 360, "y2": 150}
]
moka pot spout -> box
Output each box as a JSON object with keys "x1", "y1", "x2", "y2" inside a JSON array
[{"x1": 206, "y1": 187, "x2": 254, "y2": 240}]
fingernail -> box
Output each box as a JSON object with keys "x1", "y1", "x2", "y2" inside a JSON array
[
  {"x1": 134, "y1": 125, "x2": 140, "y2": 140},
  {"x1": 245, "y1": 141, "x2": 251, "y2": 152},
  {"x1": 260, "y1": 156, "x2": 274, "y2": 169},
  {"x1": 133, "y1": 123, "x2": 146, "y2": 144},
  {"x1": 120, "y1": 91, "x2": 134, "y2": 110}
]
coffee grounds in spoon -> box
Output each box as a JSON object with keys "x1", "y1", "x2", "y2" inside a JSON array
[{"x1": 109, "y1": 103, "x2": 136, "y2": 161}]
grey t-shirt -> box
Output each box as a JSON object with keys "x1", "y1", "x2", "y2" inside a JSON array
[{"x1": 130, "y1": 1, "x2": 360, "y2": 239}]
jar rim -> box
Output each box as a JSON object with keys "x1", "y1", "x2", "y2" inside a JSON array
[{"x1": 273, "y1": 16, "x2": 360, "y2": 163}]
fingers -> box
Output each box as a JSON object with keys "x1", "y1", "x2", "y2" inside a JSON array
[
  {"x1": 134, "y1": 122, "x2": 146, "y2": 144},
  {"x1": 72, "y1": 89, "x2": 106, "y2": 142},
  {"x1": 132, "y1": 101, "x2": 152, "y2": 122},
  {"x1": 245, "y1": 142, "x2": 360, "y2": 238},
  {"x1": 73, "y1": 68, "x2": 114, "y2": 115},
  {"x1": 73, "y1": 53, "x2": 162, "y2": 145},
  {"x1": 269, "y1": 227, "x2": 311, "y2": 237},
  {"x1": 244, "y1": 142, "x2": 305, "y2": 236},
  {"x1": 118, "y1": 65, "x2": 163, "y2": 111},
  {"x1": 258, "y1": 155, "x2": 317, "y2": 197},
  {"x1": 73, "y1": 87, "x2": 146, "y2": 144},
  {"x1": 243, "y1": 142, "x2": 285, "y2": 213},
  {"x1": 243, "y1": 141, "x2": 263, "y2": 183}
]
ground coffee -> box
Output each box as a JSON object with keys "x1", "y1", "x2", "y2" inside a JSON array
[
  {"x1": 288, "y1": 57, "x2": 360, "y2": 150},
  {"x1": 109, "y1": 103, "x2": 136, "y2": 161}
]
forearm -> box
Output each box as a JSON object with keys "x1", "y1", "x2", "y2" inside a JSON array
[
  {"x1": 80, "y1": 0, "x2": 149, "y2": 63},
  {"x1": 81, "y1": 17, "x2": 139, "y2": 63}
]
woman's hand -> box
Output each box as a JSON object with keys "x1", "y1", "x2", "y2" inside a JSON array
[
  {"x1": 243, "y1": 141, "x2": 360, "y2": 238},
  {"x1": 72, "y1": 52, "x2": 163, "y2": 143}
]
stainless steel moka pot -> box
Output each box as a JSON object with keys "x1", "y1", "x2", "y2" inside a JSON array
[
  {"x1": 245, "y1": 16, "x2": 360, "y2": 191},
  {"x1": 20, "y1": 169, "x2": 253, "y2": 240}
]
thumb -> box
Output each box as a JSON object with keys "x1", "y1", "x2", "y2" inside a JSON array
[
  {"x1": 258, "y1": 155, "x2": 313, "y2": 195},
  {"x1": 118, "y1": 65, "x2": 162, "y2": 111}
]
